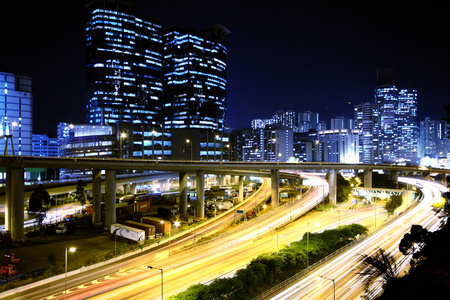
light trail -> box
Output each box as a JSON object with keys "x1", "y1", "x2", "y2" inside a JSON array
[{"x1": 267, "y1": 178, "x2": 447, "y2": 300}]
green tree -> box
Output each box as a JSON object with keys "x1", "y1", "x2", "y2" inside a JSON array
[
  {"x1": 70, "y1": 179, "x2": 87, "y2": 209},
  {"x1": 29, "y1": 184, "x2": 51, "y2": 212},
  {"x1": 384, "y1": 194, "x2": 403, "y2": 214},
  {"x1": 28, "y1": 184, "x2": 52, "y2": 228}
]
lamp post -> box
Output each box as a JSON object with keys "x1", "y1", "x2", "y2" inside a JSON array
[
  {"x1": 169, "y1": 220, "x2": 180, "y2": 257},
  {"x1": 119, "y1": 132, "x2": 127, "y2": 158},
  {"x1": 270, "y1": 226, "x2": 279, "y2": 250},
  {"x1": 113, "y1": 228, "x2": 119, "y2": 256},
  {"x1": 148, "y1": 266, "x2": 163, "y2": 300},
  {"x1": 185, "y1": 138, "x2": 193, "y2": 161},
  {"x1": 318, "y1": 275, "x2": 336, "y2": 300},
  {"x1": 65, "y1": 247, "x2": 76, "y2": 299}
]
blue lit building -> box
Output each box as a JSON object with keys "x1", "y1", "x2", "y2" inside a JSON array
[
  {"x1": 0, "y1": 72, "x2": 33, "y2": 156},
  {"x1": 240, "y1": 127, "x2": 293, "y2": 162},
  {"x1": 419, "y1": 117, "x2": 449, "y2": 167},
  {"x1": 163, "y1": 25, "x2": 230, "y2": 160},
  {"x1": 375, "y1": 69, "x2": 398, "y2": 163},
  {"x1": 374, "y1": 68, "x2": 419, "y2": 164},
  {"x1": 354, "y1": 101, "x2": 381, "y2": 164},
  {"x1": 163, "y1": 25, "x2": 229, "y2": 132},
  {"x1": 396, "y1": 88, "x2": 419, "y2": 164},
  {"x1": 85, "y1": 0, "x2": 164, "y2": 132},
  {"x1": 32, "y1": 134, "x2": 59, "y2": 157}
]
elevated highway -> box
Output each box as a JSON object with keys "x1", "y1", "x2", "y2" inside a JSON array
[{"x1": 1, "y1": 155, "x2": 448, "y2": 240}]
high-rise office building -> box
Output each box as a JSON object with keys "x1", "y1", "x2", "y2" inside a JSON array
[
  {"x1": 240, "y1": 127, "x2": 293, "y2": 162},
  {"x1": 374, "y1": 68, "x2": 419, "y2": 164},
  {"x1": 330, "y1": 116, "x2": 354, "y2": 130},
  {"x1": 85, "y1": 0, "x2": 164, "y2": 129},
  {"x1": 163, "y1": 25, "x2": 229, "y2": 160},
  {"x1": 354, "y1": 101, "x2": 381, "y2": 164},
  {"x1": 396, "y1": 88, "x2": 419, "y2": 164},
  {"x1": 32, "y1": 134, "x2": 59, "y2": 157},
  {"x1": 298, "y1": 111, "x2": 319, "y2": 132},
  {"x1": 273, "y1": 110, "x2": 297, "y2": 131},
  {"x1": 375, "y1": 69, "x2": 398, "y2": 163},
  {"x1": 163, "y1": 25, "x2": 229, "y2": 131},
  {"x1": 0, "y1": 72, "x2": 33, "y2": 156},
  {"x1": 318, "y1": 129, "x2": 359, "y2": 163},
  {"x1": 419, "y1": 118, "x2": 449, "y2": 165}
]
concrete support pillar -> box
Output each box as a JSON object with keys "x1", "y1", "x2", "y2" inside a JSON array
[
  {"x1": 10, "y1": 168, "x2": 24, "y2": 240},
  {"x1": 329, "y1": 169, "x2": 337, "y2": 206},
  {"x1": 391, "y1": 170, "x2": 399, "y2": 188},
  {"x1": 130, "y1": 183, "x2": 137, "y2": 195},
  {"x1": 104, "y1": 169, "x2": 116, "y2": 228},
  {"x1": 123, "y1": 184, "x2": 129, "y2": 194},
  {"x1": 5, "y1": 167, "x2": 11, "y2": 231},
  {"x1": 442, "y1": 173, "x2": 447, "y2": 184},
  {"x1": 238, "y1": 176, "x2": 244, "y2": 203},
  {"x1": 364, "y1": 170, "x2": 373, "y2": 188},
  {"x1": 271, "y1": 169, "x2": 280, "y2": 209},
  {"x1": 92, "y1": 169, "x2": 102, "y2": 225},
  {"x1": 196, "y1": 170, "x2": 205, "y2": 218},
  {"x1": 179, "y1": 172, "x2": 188, "y2": 215}
]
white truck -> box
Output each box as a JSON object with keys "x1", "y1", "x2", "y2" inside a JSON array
[{"x1": 111, "y1": 224, "x2": 145, "y2": 243}]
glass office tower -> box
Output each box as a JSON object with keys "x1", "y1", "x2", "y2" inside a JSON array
[
  {"x1": 396, "y1": 88, "x2": 419, "y2": 164},
  {"x1": 163, "y1": 25, "x2": 229, "y2": 131},
  {"x1": 85, "y1": 0, "x2": 163, "y2": 127},
  {"x1": 0, "y1": 72, "x2": 33, "y2": 156}
]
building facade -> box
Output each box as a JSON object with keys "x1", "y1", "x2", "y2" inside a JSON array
[
  {"x1": 32, "y1": 134, "x2": 59, "y2": 157},
  {"x1": 162, "y1": 25, "x2": 229, "y2": 132},
  {"x1": 354, "y1": 101, "x2": 381, "y2": 164},
  {"x1": 318, "y1": 129, "x2": 359, "y2": 163},
  {"x1": 0, "y1": 72, "x2": 33, "y2": 156},
  {"x1": 85, "y1": 0, "x2": 164, "y2": 145},
  {"x1": 240, "y1": 127, "x2": 293, "y2": 162}
]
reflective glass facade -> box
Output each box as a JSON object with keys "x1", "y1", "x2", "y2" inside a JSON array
[
  {"x1": 85, "y1": 0, "x2": 163, "y2": 127},
  {"x1": 0, "y1": 72, "x2": 33, "y2": 156},
  {"x1": 163, "y1": 25, "x2": 229, "y2": 131},
  {"x1": 396, "y1": 89, "x2": 419, "y2": 164}
]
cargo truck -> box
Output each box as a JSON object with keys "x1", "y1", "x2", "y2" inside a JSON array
[
  {"x1": 122, "y1": 220, "x2": 156, "y2": 237},
  {"x1": 110, "y1": 224, "x2": 145, "y2": 243}
]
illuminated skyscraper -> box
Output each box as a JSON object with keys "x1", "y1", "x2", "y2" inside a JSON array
[
  {"x1": 396, "y1": 88, "x2": 419, "y2": 164},
  {"x1": 85, "y1": 0, "x2": 163, "y2": 127},
  {"x1": 374, "y1": 69, "x2": 419, "y2": 164},
  {"x1": 0, "y1": 72, "x2": 33, "y2": 156},
  {"x1": 354, "y1": 101, "x2": 381, "y2": 164},
  {"x1": 163, "y1": 25, "x2": 229, "y2": 131},
  {"x1": 375, "y1": 69, "x2": 398, "y2": 163}
]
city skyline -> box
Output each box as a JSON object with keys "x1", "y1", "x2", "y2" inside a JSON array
[{"x1": 1, "y1": 1, "x2": 448, "y2": 137}]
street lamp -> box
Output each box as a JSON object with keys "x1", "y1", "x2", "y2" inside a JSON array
[
  {"x1": 119, "y1": 132, "x2": 127, "y2": 158},
  {"x1": 148, "y1": 266, "x2": 163, "y2": 300},
  {"x1": 185, "y1": 138, "x2": 193, "y2": 161},
  {"x1": 169, "y1": 220, "x2": 180, "y2": 257},
  {"x1": 270, "y1": 226, "x2": 279, "y2": 250},
  {"x1": 65, "y1": 247, "x2": 76, "y2": 299},
  {"x1": 317, "y1": 275, "x2": 336, "y2": 300}
]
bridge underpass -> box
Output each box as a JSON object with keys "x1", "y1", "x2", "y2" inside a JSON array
[{"x1": 1, "y1": 156, "x2": 448, "y2": 240}]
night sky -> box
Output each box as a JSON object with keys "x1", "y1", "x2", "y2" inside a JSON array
[{"x1": 1, "y1": 1, "x2": 448, "y2": 137}]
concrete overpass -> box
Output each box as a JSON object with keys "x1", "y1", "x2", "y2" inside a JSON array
[{"x1": 1, "y1": 156, "x2": 448, "y2": 240}]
